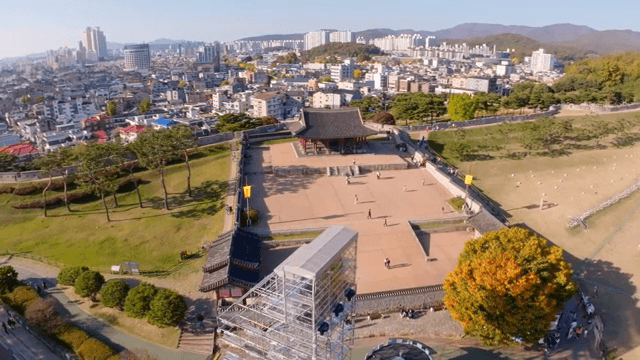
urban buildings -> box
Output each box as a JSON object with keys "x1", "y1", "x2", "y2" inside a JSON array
[
  {"x1": 530, "y1": 48, "x2": 556, "y2": 73},
  {"x1": 196, "y1": 43, "x2": 221, "y2": 71},
  {"x1": 124, "y1": 44, "x2": 151, "y2": 70},
  {"x1": 252, "y1": 92, "x2": 285, "y2": 119},
  {"x1": 83, "y1": 27, "x2": 108, "y2": 60},
  {"x1": 331, "y1": 59, "x2": 355, "y2": 82},
  {"x1": 329, "y1": 30, "x2": 354, "y2": 43},
  {"x1": 304, "y1": 30, "x2": 354, "y2": 50}
]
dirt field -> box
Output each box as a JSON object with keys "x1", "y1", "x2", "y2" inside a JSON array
[
  {"x1": 453, "y1": 143, "x2": 640, "y2": 356},
  {"x1": 247, "y1": 143, "x2": 470, "y2": 294}
]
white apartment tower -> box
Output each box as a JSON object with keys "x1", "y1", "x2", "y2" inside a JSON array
[
  {"x1": 329, "y1": 30, "x2": 353, "y2": 43},
  {"x1": 83, "y1": 26, "x2": 107, "y2": 60},
  {"x1": 304, "y1": 30, "x2": 330, "y2": 50},
  {"x1": 530, "y1": 48, "x2": 555, "y2": 73},
  {"x1": 124, "y1": 44, "x2": 151, "y2": 70},
  {"x1": 196, "y1": 43, "x2": 221, "y2": 71}
]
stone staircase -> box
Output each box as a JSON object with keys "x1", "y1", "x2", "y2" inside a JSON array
[{"x1": 177, "y1": 318, "x2": 216, "y2": 355}]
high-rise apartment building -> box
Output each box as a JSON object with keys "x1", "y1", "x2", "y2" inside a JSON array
[
  {"x1": 304, "y1": 30, "x2": 330, "y2": 50},
  {"x1": 196, "y1": 43, "x2": 221, "y2": 71},
  {"x1": 124, "y1": 44, "x2": 151, "y2": 70},
  {"x1": 329, "y1": 30, "x2": 353, "y2": 43},
  {"x1": 83, "y1": 27, "x2": 107, "y2": 60},
  {"x1": 530, "y1": 48, "x2": 555, "y2": 73}
]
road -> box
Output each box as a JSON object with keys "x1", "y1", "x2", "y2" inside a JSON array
[{"x1": 11, "y1": 263, "x2": 207, "y2": 360}]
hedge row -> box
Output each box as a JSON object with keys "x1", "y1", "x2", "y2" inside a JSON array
[
  {"x1": 11, "y1": 178, "x2": 141, "y2": 209},
  {"x1": 12, "y1": 178, "x2": 75, "y2": 196}
]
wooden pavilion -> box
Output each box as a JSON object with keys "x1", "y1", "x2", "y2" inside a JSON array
[{"x1": 293, "y1": 108, "x2": 378, "y2": 155}]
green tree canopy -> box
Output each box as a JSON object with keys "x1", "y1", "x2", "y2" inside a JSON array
[
  {"x1": 371, "y1": 111, "x2": 396, "y2": 125},
  {"x1": 147, "y1": 289, "x2": 188, "y2": 326},
  {"x1": 447, "y1": 94, "x2": 478, "y2": 121},
  {"x1": 124, "y1": 282, "x2": 158, "y2": 318},
  {"x1": 77, "y1": 143, "x2": 120, "y2": 221},
  {"x1": 444, "y1": 227, "x2": 577, "y2": 346},
  {"x1": 0, "y1": 266, "x2": 20, "y2": 295},
  {"x1": 349, "y1": 96, "x2": 381, "y2": 119},
  {"x1": 138, "y1": 98, "x2": 151, "y2": 114},
  {"x1": 74, "y1": 270, "x2": 105, "y2": 298},
  {"x1": 0, "y1": 152, "x2": 17, "y2": 172},
  {"x1": 58, "y1": 266, "x2": 89, "y2": 286},
  {"x1": 215, "y1": 113, "x2": 273, "y2": 133},
  {"x1": 131, "y1": 130, "x2": 177, "y2": 210},
  {"x1": 106, "y1": 100, "x2": 117, "y2": 116},
  {"x1": 391, "y1": 93, "x2": 446, "y2": 123},
  {"x1": 100, "y1": 280, "x2": 130, "y2": 310}
]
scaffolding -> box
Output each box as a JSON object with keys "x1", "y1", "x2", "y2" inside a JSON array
[{"x1": 218, "y1": 226, "x2": 358, "y2": 360}]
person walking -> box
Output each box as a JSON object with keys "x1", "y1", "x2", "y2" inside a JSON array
[
  {"x1": 422, "y1": 179, "x2": 426, "y2": 186},
  {"x1": 367, "y1": 209, "x2": 372, "y2": 219},
  {"x1": 6, "y1": 319, "x2": 14, "y2": 330},
  {"x1": 353, "y1": 159, "x2": 356, "y2": 165},
  {"x1": 403, "y1": 185, "x2": 407, "y2": 192},
  {"x1": 346, "y1": 176, "x2": 351, "y2": 185},
  {"x1": 35, "y1": 285, "x2": 41, "y2": 295},
  {"x1": 441, "y1": 206, "x2": 445, "y2": 214},
  {"x1": 383, "y1": 218, "x2": 388, "y2": 227},
  {"x1": 376, "y1": 171, "x2": 381, "y2": 180},
  {"x1": 2, "y1": 323, "x2": 7, "y2": 334},
  {"x1": 384, "y1": 258, "x2": 391, "y2": 270},
  {"x1": 42, "y1": 281, "x2": 48, "y2": 290},
  {"x1": 354, "y1": 195, "x2": 358, "y2": 204},
  {"x1": 197, "y1": 314, "x2": 205, "y2": 329}
]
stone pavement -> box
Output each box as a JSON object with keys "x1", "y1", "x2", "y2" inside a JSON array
[
  {"x1": 0, "y1": 306, "x2": 61, "y2": 360},
  {"x1": 353, "y1": 309, "x2": 463, "y2": 339},
  {"x1": 1, "y1": 257, "x2": 207, "y2": 360}
]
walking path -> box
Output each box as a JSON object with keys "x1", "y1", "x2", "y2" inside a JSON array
[
  {"x1": 1, "y1": 256, "x2": 207, "y2": 360},
  {"x1": 0, "y1": 306, "x2": 61, "y2": 360},
  {"x1": 222, "y1": 144, "x2": 240, "y2": 232}
]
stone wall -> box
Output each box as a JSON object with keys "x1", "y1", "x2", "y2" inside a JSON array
[
  {"x1": 559, "y1": 103, "x2": 640, "y2": 114},
  {"x1": 355, "y1": 285, "x2": 445, "y2": 315}
]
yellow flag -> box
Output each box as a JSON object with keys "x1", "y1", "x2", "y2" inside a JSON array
[
  {"x1": 243, "y1": 186, "x2": 252, "y2": 198},
  {"x1": 464, "y1": 175, "x2": 473, "y2": 185}
]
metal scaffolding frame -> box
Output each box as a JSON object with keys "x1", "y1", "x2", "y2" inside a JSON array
[{"x1": 218, "y1": 227, "x2": 358, "y2": 360}]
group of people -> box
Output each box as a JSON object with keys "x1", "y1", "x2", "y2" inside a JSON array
[{"x1": 400, "y1": 308, "x2": 417, "y2": 319}]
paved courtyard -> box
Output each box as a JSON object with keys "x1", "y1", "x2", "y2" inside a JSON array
[{"x1": 247, "y1": 143, "x2": 470, "y2": 294}]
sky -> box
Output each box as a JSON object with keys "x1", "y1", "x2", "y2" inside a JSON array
[{"x1": 1, "y1": 0, "x2": 639, "y2": 59}]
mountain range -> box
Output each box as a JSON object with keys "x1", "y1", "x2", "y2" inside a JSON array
[{"x1": 239, "y1": 23, "x2": 640, "y2": 54}]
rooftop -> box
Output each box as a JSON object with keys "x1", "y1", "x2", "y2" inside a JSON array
[
  {"x1": 296, "y1": 108, "x2": 378, "y2": 140},
  {"x1": 120, "y1": 125, "x2": 147, "y2": 134},
  {"x1": 0, "y1": 143, "x2": 38, "y2": 156}
]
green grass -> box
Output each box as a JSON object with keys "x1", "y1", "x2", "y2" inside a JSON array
[
  {"x1": 428, "y1": 112, "x2": 640, "y2": 166},
  {"x1": 411, "y1": 219, "x2": 466, "y2": 231},
  {"x1": 0, "y1": 145, "x2": 231, "y2": 272},
  {"x1": 258, "y1": 138, "x2": 296, "y2": 145},
  {"x1": 447, "y1": 197, "x2": 466, "y2": 212}
]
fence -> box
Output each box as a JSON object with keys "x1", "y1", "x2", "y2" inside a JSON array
[
  {"x1": 558, "y1": 102, "x2": 640, "y2": 113},
  {"x1": 568, "y1": 178, "x2": 640, "y2": 228}
]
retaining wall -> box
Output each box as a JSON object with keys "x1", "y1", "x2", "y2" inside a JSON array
[
  {"x1": 559, "y1": 103, "x2": 640, "y2": 113},
  {"x1": 355, "y1": 285, "x2": 445, "y2": 315}
]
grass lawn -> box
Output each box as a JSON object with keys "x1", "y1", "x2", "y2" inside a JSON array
[
  {"x1": 0, "y1": 145, "x2": 231, "y2": 272},
  {"x1": 428, "y1": 111, "x2": 640, "y2": 167},
  {"x1": 257, "y1": 138, "x2": 296, "y2": 146},
  {"x1": 61, "y1": 286, "x2": 181, "y2": 348}
]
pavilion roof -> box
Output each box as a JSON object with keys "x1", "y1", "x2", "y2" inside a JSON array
[{"x1": 296, "y1": 108, "x2": 378, "y2": 140}]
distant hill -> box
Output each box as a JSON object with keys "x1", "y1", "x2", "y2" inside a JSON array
[
  {"x1": 445, "y1": 33, "x2": 594, "y2": 60},
  {"x1": 238, "y1": 23, "x2": 640, "y2": 55},
  {"x1": 560, "y1": 30, "x2": 640, "y2": 53}
]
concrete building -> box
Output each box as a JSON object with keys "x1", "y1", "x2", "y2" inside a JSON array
[
  {"x1": 124, "y1": 44, "x2": 151, "y2": 70},
  {"x1": 196, "y1": 43, "x2": 221, "y2": 71},
  {"x1": 331, "y1": 59, "x2": 355, "y2": 82},
  {"x1": 252, "y1": 92, "x2": 285, "y2": 119},
  {"x1": 530, "y1": 48, "x2": 555, "y2": 73},
  {"x1": 83, "y1": 27, "x2": 107, "y2": 60},
  {"x1": 304, "y1": 30, "x2": 330, "y2": 50},
  {"x1": 329, "y1": 30, "x2": 353, "y2": 43}
]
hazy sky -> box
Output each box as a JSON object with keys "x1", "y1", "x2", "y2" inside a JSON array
[{"x1": 1, "y1": 0, "x2": 638, "y2": 58}]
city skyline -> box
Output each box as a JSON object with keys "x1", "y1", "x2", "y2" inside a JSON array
[{"x1": 2, "y1": 0, "x2": 640, "y2": 59}]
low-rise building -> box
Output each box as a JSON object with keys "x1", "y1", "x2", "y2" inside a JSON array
[{"x1": 252, "y1": 92, "x2": 285, "y2": 119}]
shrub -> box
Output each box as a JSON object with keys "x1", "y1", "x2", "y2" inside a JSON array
[
  {"x1": 77, "y1": 338, "x2": 114, "y2": 360},
  {"x1": 0, "y1": 266, "x2": 20, "y2": 294},
  {"x1": 447, "y1": 196, "x2": 466, "y2": 212},
  {"x1": 120, "y1": 349, "x2": 158, "y2": 360},
  {"x1": 2, "y1": 286, "x2": 39, "y2": 314},
  {"x1": 100, "y1": 280, "x2": 130, "y2": 310},
  {"x1": 58, "y1": 266, "x2": 89, "y2": 286},
  {"x1": 372, "y1": 111, "x2": 396, "y2": 125},
  {"x1": 0, "y1": 185, "x2": 15, "y2": 194},
  {"x1": 147, "y1": 289, "x2": 187, "y2": 326},
  {"x1": 241, "y1": 209, "x2": 259, "y2": 227},
  {"x1": 74, "y1": 270, "x2": 105, "y2": 298},
  {"x1": 57, "y1": 326, "x2": 90, "y2": 351},
  {"x1": 124, "y1": 283, "x2": 157, "y2": 318},
  {"x1": 12, "y1": 178, "x2": 74, "y2": 196},
  {"x1": 25, "y1": 298, "x2": 67, "y2": 334},
  {"x1": 12, "y1": 191, "x2": 96, "y2": 209}
]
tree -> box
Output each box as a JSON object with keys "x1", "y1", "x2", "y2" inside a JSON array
[
  {"x1": 349, "y1": 96, "x2": 381, "y2": 119},
  {"x1": 353, "y1": 69, "x2": 363, "y2": 80},
  {"x1": 110, "y1": 142, "x2": 144, "y2": 208},
  {"x1": 77, "y1": 143, "x2": 120, "y2": 221},
  {"x1": 74, "y1": 270, "x2": 105, "y2": 299},
  {"x1": 474, "y1": 93, "x2": 502, "y2": 116},
  {"x1": 106, "y1": 100, "x2": 117, "y2": 116},
  {"x1": 448, "y1": 94, "x2": 477, "y2": 121},
  {"x1": 177, "y1": 81, "x2": 187, "y2": 88},
  {"x1": 583, "y1": 119, "x2": 612, "y2": 147},
  {"x1": 131, "y1": 130, "x2": 176, "y2": 210},
  {"x1": 0, "y1": 266, "x2": 20, "y2": 294},
  {"x1": 124, "y1": 283, "x2": 158, "y2": 318},
  {"x1": 20, "y1": 95, "x2": 31, "y2": 105},
  {"x1": 138, "y1": 98, "x2": 151, "y2": 114},
  {"x1": 147, "y1": 289, "x2": 187, "y2": 326},
  {"x1": 220, "y1": 80, "x2": 230, "y2": 86},
  {"x1": 448, "y1": 141, "x2": 474, "y2": 161},
  {"x1": 519, "y1": 118, "x2": 572, "y2": 155},
  {"x1": 356, "y1": 53, "x2": 372, "y2": 63},
  {"x1": 35, "y1": 147, "x2": 74, "y2": 212},
  {"x1": 391, "y1": 93, "x2": 445, "y2": 124},
  {"x1": 215, "y1": 113, "x2": 271, "y2": 133},
  {"x1": 444, "y1": 227, "x2": 577, "y2": 346},
  {"x1": 171, "y1": 125, "x2": 196, "y2": 197},
  {"x1": 0, "y1": 152, "x2": 17, "y2": 172},
  {"x1": 25, "y1": 298, "x2": 67, "y2": 334},
  {"x1": 58, "y1": 266, "x2": 89, "y2": 286},
  {"x1": 371, "y1": 111, "x2": 395, "y2": 125},
  {"x1": 100, "y1": 280, "x2": 130, "y2": 310}
]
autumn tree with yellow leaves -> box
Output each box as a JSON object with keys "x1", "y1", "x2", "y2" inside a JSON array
[{"x1": 444, "y1": 227, "x2": 577, "y2": 346}]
